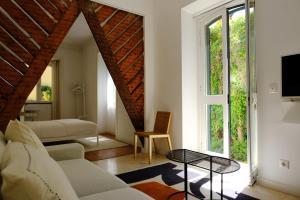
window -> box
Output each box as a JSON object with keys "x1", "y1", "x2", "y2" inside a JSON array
[
  {"x1": 107, "y1": 75, "x2": 116, "y2": 110},
  {"x1": 199, "y1": 3, "x2": 248, "y2": 162},
  {"x1": 27, "y1": 65, "x2": 53, "y2": 102},
  {"x1": 207, "y1": 17, "x2": 223, "y2": 96}
]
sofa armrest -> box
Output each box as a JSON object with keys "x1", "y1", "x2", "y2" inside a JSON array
[{"x1": 46, "y1": 143, "x2": 85, "y2": 161}]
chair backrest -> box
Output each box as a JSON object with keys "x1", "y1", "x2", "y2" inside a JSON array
[{"x1": 153, "y1": 111, "x2": 171, "y2": 134}]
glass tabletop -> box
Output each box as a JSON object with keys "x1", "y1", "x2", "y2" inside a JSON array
[
  {"x1": 166, "y1": 149, "x2": 210, "y2": 164},
  {"x1": 167, "y1": 149, "x2": 240, "y2": 174}
]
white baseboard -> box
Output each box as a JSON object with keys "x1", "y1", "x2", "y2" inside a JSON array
[{"x1": 257, "y1": 177, "x2": 300, "y2": 197}]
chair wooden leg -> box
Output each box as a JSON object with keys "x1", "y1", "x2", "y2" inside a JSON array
[
  {"x1": 148, "y1": 136, "x2": 152, "y2": 164},
  {"x1": 167, "y1": 136, "x2": 172, "y2": 151},
  {"x1": 152, "y1": 138, "x2": 157, "y2": 154},
  {"x1": 134, "y1": 134, "x2": 138, "y2": 159}
]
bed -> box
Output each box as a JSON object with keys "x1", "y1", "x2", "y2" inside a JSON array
[{"x1": 23, "y1": 119, "x2": 98, "y2": 143}]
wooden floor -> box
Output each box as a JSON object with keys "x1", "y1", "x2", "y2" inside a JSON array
[
  {"x1": 85, "y1": 145, "x2": 140, "y2": 161},
  {"x1": 84, "y1": 133, "x2": 141, "y2": 161}
]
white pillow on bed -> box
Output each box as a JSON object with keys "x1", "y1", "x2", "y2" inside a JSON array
[
  {"x1": 4, "y1": 120, "x2": 48, "y2": 155},
  {"x1": 1, "y1": 142, "x2": 79, "y2": 200}
]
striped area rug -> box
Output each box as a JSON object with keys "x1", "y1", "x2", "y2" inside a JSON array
[{"x1": 117, "y1": 162, "x2": 259, "y2": 200}]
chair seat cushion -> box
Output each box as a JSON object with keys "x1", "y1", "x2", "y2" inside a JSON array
[
  {"x1": 79, "y1": 188, "x2": 154, "y2": 200},
  {"x1": 58, "y1": 159, "x2": 128, "y2": 197}
]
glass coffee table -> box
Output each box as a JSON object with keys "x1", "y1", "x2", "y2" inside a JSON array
[{"x1": 166, "y1": 149, "x2": 240, "y2": 200}]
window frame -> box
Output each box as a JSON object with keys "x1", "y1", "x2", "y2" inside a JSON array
[
  {"x1": 26, "y1": 63, "x2": 55, "y2": 103},
  {"x1": 197, "y1": 0, "x2": 245, "y2": 158}
]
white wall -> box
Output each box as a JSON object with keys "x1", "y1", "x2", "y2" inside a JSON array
[
  {"x1": 52, "y1": 45, "x2": 83, "y2": 119},
  {"x1": 82, "y1": 39, "x2": 98, "y2": 123},
  {"x1": 181, "y1": 8, "x2": 200, "y2": 151},
  {"x1": 116, "y1": 93, "x2": 136, "y2": 144},
  {"x1": 152, "y1": 0, "x2": 300, "y2": 196},
  {"x1": 152, "y1": 0, "x2": 196, "y2": 153},
  {"x1": 256, "y1": 0, "x2": 300, "y2": 195}
]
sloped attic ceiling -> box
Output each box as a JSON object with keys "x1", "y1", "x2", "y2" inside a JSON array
[{"x1": 0, "y1": 0, "x2": 144, "y2": 132}]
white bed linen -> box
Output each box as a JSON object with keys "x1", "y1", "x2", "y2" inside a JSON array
[{"x1": 24, "y1": 119, "x2": 97, "y2": 142}]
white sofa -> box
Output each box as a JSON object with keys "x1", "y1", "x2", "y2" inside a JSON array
[{"x1": 0, "y1": 133, "x2": 153, "y2": 200}]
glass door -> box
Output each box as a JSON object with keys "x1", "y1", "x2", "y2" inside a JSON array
[
  {"x1": 199, "y1": 2, "x2": 250, "y2": 162},
  {"x1": 228, "y1": 5, "x2": 248, "y2": 163},
  {"x1": 199, "y1": 10, "x2": 230, "y2": 158}
]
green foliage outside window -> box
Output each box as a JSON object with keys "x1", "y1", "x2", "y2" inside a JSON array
[
  {"x1": 208, "y1": 19, "x2": 223, "y2": 95},
  {"x1": 41, "y1": 85, "x2": 52, "y2": 101},
  {"x1": 209, "y1": 105, "x2": 224, "y2": 153}
]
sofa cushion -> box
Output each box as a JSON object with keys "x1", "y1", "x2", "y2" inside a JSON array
[
  {"x1": 1, "y1": 142, "x2": 79, "y2": 200},
  {"x1": 4, "y1": 120, "x2": 48, "y2": 154},
  {"x1": 46, "y1": 143, "x2": 85, "y2": 161},
  {"x1": 58, "y1": 159, "x2": 128, "y2": 197},
  {"x1": 79, "y1": 188, "x2": 154, "y2": 200}
]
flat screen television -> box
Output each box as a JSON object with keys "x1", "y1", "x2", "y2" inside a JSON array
[{"x1": 282, "y1": 54, "x2": 300, "y2": 98}]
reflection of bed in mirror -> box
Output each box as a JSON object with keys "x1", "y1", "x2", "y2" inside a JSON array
[{"x1": 23, "y1": 119, "x2": 98, "y2": 143}]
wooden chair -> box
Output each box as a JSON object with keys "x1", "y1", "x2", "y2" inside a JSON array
[{"x1": 134, "y1": 111, "x2": 172, "y2": 164}]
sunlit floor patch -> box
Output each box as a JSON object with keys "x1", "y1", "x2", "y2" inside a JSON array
[{"x1": 75, "y1": 136, "x2": 129, "y2": 152}]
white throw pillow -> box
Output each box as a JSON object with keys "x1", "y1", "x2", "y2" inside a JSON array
[
  {"x1": 1, "y1": 142, "x2": 79, "y2": 200},
  {"x1": 4, "y1": 120, "x2": 48, "y2": 154}
]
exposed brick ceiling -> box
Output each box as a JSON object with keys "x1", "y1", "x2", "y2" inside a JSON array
[{"x1": 0, "y1": 0, "x2": 144, "y2": 132}]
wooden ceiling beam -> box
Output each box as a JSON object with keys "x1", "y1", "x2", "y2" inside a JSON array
[
  {"x1": 0, "y1": 28, "x2": 33, "y2": 64},
  {"x1": 119, "y1": 41, "x2": 144, "y2": 72},
  {"x1": 95, "y1": 5, "x2": 116, "y2": 22},
  {"x1": 80, "y1": 0, "x2": 143, "y2": 131},
  {"x1": 123, "y1": 55, "x2": 144, "y2": 82},
  {"x1": 0, "y1": 97, "x2": 7, "y2": 113},
  {"x1": 35, "y1": 0, "x2": 62, "y2": 20},
  {"x1": 128, "y1": 71, "x2": 143, "y2": 94},
  {"x1": 114, "y1": 29, "x2": 143, "y2": 62},
  {"x1": 0, "y1": 0, "x2": 80, "y2": 132},
  {"x1": 102, "y1": 10, "x2": 128, "y2": 33},
  {"x1": 94, "y1": 4, "x2": 103, "y2": 13},
  {"x1": 0, "y1": 0, "x2": 47, "y2": 46},
  {"x1": 110, "y1": 17, "x2": 143, "y2": 52},
  {"x1": 0, "y1": 46, "x2": 28, "y2": 74},
  {"x1": 0, "y1": 13, "x2": 39, "y2": 56},
  {"x1": 51, "y1": 0, "x2": 68, "y2": 13},
  {"x1": 106, "y1": 14, "x2": 139, "y2": 44},
  {"x1": 131, "y1": 83, "x2": 144, "y2": 102},
  {"x1": 14, "y1": 0, "x2": 56, "y2": 34},
  {"x1": 135, "y1": 95, "x2": 144, "y2": 113},
  {"x1": 0, "y1": 78, "x2": 14, "y2": 96},
  {"x1": 0, "y1": 59, "x2": 23, "y2": 87}
]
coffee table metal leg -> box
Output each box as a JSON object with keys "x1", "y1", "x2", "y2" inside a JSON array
[
  {"x1": 221, "y1": 174, "x2": 223, "y2": 200},
  {"x1": 184, "y1": 162, "x2": 188, "y2": 199},
  {"x1": 210, "y1": 157, "x2": 213, "y2": 200}
]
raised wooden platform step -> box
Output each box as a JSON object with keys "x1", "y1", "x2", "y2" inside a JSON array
[{"x1": 85, "y1": 145, "x2": 141, "y2": 161}]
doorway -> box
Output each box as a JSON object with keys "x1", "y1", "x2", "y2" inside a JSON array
[{"x1": 199, "y1": 3, "x2": 248, "y2": 163}]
